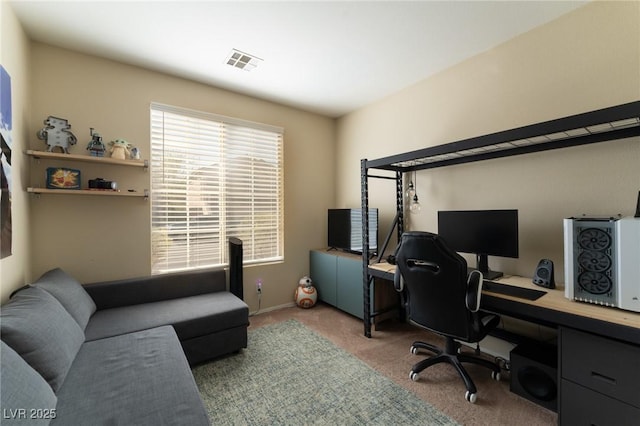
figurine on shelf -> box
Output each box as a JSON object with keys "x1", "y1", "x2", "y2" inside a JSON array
[
  {"x1": 109, "y1": 138, "x2": 131, "y2": 160},
  {"x1": 86, "y1": 128, "x2": 106, "y2": 157},
  {"x1": 37, "y1": 116, "x2": 78, "y2": 154},
  {"x1": 130, "y1": 147, "x2": 141, "y2": 160}
]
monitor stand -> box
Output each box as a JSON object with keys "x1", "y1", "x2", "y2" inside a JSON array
[{"x1": 475, "y1": 254, "x2": 503, "y2": 281}]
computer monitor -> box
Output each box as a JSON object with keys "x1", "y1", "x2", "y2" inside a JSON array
[
  {"x1": 328, "y1": 208, "x2": 378, "y2": 254},
  {"x1": 437, "y1": 209, "x2": 519, "y2": 280}
]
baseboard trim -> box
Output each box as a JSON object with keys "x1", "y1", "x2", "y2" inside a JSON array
[{"x1": 250, "y1": 302, "x2": 296, "y2": 316}]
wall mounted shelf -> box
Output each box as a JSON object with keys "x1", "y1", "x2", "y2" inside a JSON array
[
  {"x1": 27, "y1": 188, "x2": 149, "y2": 199},
  {"x1": 26, "y1": 150, "x2": 148, "y2": 169},
  {"x1": 26, "y1": 149, "x2": 149, "y2": 199}
]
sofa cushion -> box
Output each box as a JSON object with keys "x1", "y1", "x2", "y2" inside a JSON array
[
  {"x1": 52, "y1": 326, "x2": 209, "y2": 426},
  {"x1": 33, "y1": 268, "x2": 96, "y2": 330},
  {"x1": 84, "y1": 268, "x2": 227, "y2": 309},
  {"x1": 0, "y1": 341, "x2": 57, "y2": 425},
  {"x1": 84, "y1": 291, "x2": 249, "y2": 342},
  {"x1": 0, "y1": 287, "x2": 85, "y2": 392}
]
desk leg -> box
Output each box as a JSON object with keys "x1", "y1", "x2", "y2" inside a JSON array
[
  {"x1": 364, "y1": 275, "x2": 373, "y2": 337},
  {"x1": 373, "y1": 277, "x2": 403, "y2": 329}
]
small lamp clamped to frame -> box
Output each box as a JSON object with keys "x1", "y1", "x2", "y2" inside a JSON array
[{"x1": 409, "y1": 170, "x2": 421, "y2": 214}]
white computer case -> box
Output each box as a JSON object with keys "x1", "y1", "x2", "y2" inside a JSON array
[{"x1": 564, "y1": 216, "x2": 640, "y2": 313}]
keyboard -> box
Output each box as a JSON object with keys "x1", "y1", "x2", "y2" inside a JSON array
[{"x1": 482, "y1": 280, "x2": 546, "y2": 301}]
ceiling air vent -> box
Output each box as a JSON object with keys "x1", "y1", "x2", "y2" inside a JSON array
[{"x1": 225, "y1": 49, "x2": 262, "y2": 71}]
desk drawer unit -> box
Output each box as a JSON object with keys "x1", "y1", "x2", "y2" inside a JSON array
[
  {"x1": 559, "y1": 327, "x2": 640, "y2": 424},
  {"x1": 560, "y1": 380, "x2": 640, "y2": 425}
]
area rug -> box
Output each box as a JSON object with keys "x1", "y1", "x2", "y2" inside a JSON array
[{"x1": 192, "y1": 319, "x2": 458, "y2": 425}]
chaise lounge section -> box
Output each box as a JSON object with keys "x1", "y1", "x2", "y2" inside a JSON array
[
  {"x1": 83, "y1": 267, "x2": 249, "y2": 365},
  {"x1": 1, "y1": 267, "x2": 249, "y2": 425}
]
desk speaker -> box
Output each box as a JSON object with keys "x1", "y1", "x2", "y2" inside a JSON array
[
  {"x1": 228, "y1": 237, "x2": 243, "y2": 300},
  {"x1": 532, "y1": 259, "x2": 555, "y2": 289},
  {"x1": 510, "y1": 343, "x2": 557, "y2": 412}
]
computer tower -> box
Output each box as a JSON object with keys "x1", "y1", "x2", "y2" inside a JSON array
[
  {"x1": 510, "y1": 343, "x2": 558, "y2": 412},
  {"x1": 564, "y1": 216, "x2": 640, "y2": 312},
  {"x1": 228, "y1": 237, "x2": 243, "y2": 300}
]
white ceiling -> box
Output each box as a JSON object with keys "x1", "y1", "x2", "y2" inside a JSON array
[{"x1": 10, "y1": 1, "x2": 587, "y2": 117}]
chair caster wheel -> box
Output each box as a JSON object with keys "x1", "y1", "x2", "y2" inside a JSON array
[
  {"x1": 491, "y1": 371, "x2": 501, "y2": 381},
  {"x1": 409, "y1": 371, "x2": 418, "y2": 381},
  {"x1": 410, "y1": 346, "x2": 418, "y2": 355},
  {"x1": 465, "y1": 391, "x2": 477, "y2": 404}
]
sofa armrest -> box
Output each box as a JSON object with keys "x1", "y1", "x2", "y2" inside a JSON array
[{"x1": 84, "y1": 268, "x2": 227, "y2": 310}]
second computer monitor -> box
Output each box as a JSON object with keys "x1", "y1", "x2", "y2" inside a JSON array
[{"x1": 438, "y1": 209, "x2": 519, "y2": 280}]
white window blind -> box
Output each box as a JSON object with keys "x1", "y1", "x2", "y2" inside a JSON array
[{"x1": 150, "y1": 103, "x2": 283, "y2": 274}]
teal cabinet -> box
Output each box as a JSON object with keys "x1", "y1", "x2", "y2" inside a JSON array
[
  {"x1": 336, "y1": 256, "x2": 364, "y2": 318},
  {"x1": 309, "y1": 250, "x2": 337, "y2": 306},
  {"x1": 310, "y1": 250, "x2": 365, "y2": 319}
]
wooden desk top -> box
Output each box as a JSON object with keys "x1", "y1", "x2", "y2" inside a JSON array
[
  {"x1": 369, "y1": 261, "x2": 640, "y2": 344},
  {"x1": 486, "y1": 275, "x2": 640, "y2": 330}
]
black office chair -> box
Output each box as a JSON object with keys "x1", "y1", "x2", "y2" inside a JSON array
[{"x1": 394, "y1": 231, "x2": 501, "y2": 403}]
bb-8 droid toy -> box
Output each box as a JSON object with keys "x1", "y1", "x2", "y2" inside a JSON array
[{"x1": 294, "y1": 276, "x2": 317, "y2": 308}]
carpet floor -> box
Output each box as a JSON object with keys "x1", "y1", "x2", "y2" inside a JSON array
[
  {"x1": 193, "y1": 319, "x2": 457, "y2": 425},
  {"x1": 243, "y1": 303, "x2": 557, "y2": 426}
]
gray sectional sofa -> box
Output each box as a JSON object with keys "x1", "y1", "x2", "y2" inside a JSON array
[{"x1": 1, "y1": 267, "x2": 249, "y2": 425}]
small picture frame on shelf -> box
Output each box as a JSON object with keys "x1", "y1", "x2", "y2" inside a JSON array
[{"x1": 46, "y1": 167, "x2": 81, "y2": 190}]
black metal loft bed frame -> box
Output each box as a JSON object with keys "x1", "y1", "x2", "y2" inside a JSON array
[{"x1": 359, "y1": 100, "x2": 640, "y2": 337}]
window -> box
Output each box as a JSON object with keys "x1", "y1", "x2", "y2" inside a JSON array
[{"x1": 150, "y1": 103, "x2": 283, "y2": 274}]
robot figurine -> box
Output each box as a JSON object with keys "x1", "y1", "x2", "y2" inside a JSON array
[
  {"x1": 130, "y1": 147, "x2": 141, "y2": 160},
  {"x1": 294, "y1": 276, "x2": 317, "y2": 308},
  {"x1": 86, "y1": 128, "x2": 106, "y2": 157},
  {"x1": 37, "y1": 116, "x2": 78, "y2": 154}
]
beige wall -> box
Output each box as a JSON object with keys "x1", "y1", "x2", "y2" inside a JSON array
[
  {"x1": 337, "y1": 1, "x2": 640, "y2": 284},
  {"x1": 1, "y1": 2, "x2": 31, "y2": 303},
  {"x1": 4, "y1": 1, "x2": 639, "y2": 316},
  {"x1": 27, "y1": 44, "x2": 335, "y2": 311}
]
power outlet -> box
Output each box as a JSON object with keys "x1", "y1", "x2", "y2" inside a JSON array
[{"x1": 256, "y1": 279, "x2": 262, "y2": 295}]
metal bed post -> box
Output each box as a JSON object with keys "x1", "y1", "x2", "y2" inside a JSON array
[
  {"x1": 395, "y1": 170, "x2": 404, "y2": 238},
  {"x1": 395, "y1": 170, "x2": 407, "y2": 322},
  {"x1": 360, "y1": 159, "x2": 373, "y2": 337}
]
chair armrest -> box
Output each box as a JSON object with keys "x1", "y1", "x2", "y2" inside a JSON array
[
  {"x1": 465, "y1": 270, "x2": 484, "y2": 312},
  {"x1": 84, "y1": 268, "x2": 227, "y2": 310},
  {"x1": 394, "y1": 267, "x2": 404, "y2": 292}
]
